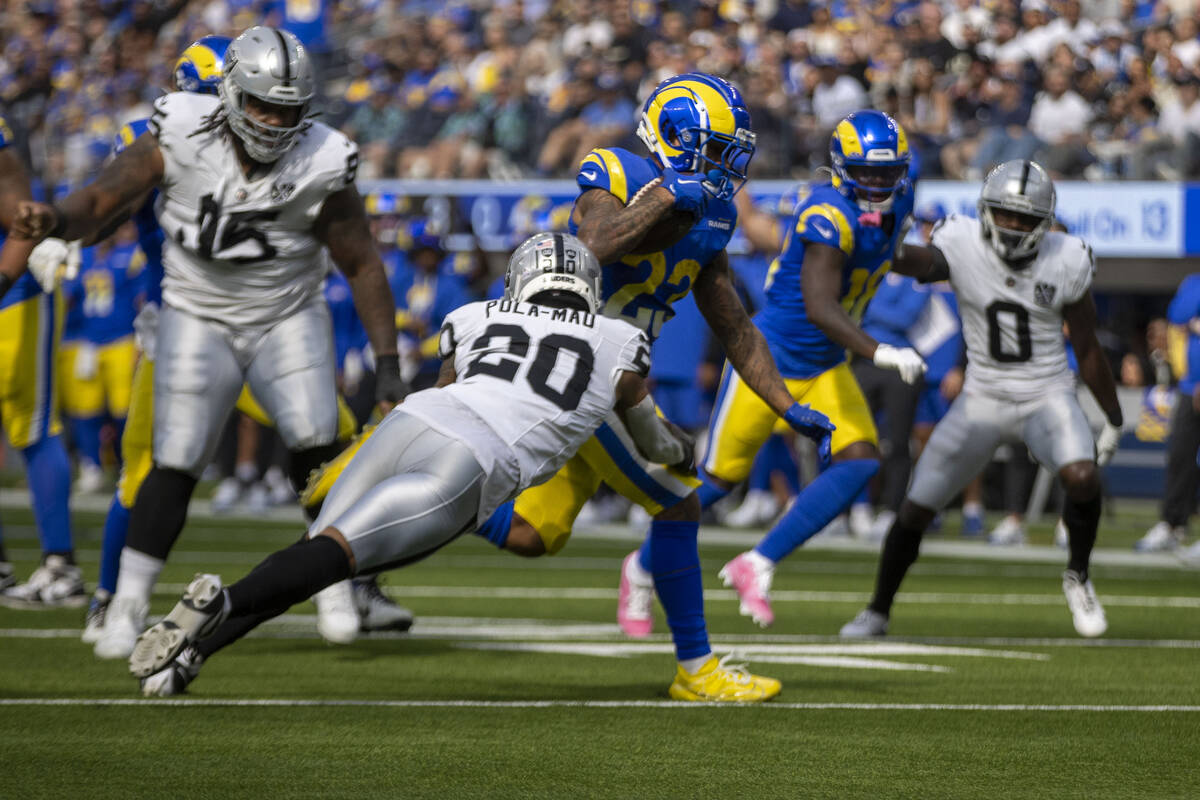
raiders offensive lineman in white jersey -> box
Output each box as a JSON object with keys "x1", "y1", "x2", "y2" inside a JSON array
[
  {"x1": 9, "y1": 27, "x2": 406, "y2": 656},
  {"x1": 127, "y1": 233, "x2": 698, "y2": 694},
  {"x1": 841, "y1": 160, "x2": 1123, "y2": 639}
]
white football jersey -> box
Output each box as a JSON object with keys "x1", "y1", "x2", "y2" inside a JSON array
[
  {"x1": 399, "y1": 299, "x2": 649, "y2": 520},
  {"x1": 150, "y1": 92, "x2": 357, "y2": 328},
  {"x1": 931, "y1": 214, "x2": 1094, "y2": 402}
]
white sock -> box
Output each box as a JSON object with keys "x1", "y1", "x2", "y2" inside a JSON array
[
  {"x1": 746, "y1": 549, "x2": 776, "y2": 569},
  {"x1": 963, "y1": 501, "x2": 983, "y2": 517},
  {"x1": 679, "y1": 653, "x2": 712, "y2": 674},
  {"x1": 113, "y1": 548, "x2": 164, "y2": 606}
]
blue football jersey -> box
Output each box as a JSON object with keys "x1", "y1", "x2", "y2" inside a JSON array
[
  {"x1": 71, "y1": 243, "x2": 145, "y2": 345},
  {"x1": 569, "y1": 147, "x2": 737, "y2": 341},
  {"x1": 756, "y1": 179, "x2": 915, "y2": 379}
]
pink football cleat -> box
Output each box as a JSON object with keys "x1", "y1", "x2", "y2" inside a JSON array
[
  {"x1": 617, "y1": 551, "x2": 654, "y2": 638},
  {"x1": 718, "y1": 551, "x2": 776, "y2": 627}
]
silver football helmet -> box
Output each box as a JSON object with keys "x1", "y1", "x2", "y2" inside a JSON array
[
  {"x1": 977, "y1": 159, "x2": 1056, "y2": 261},
  {"x1": 505, "y1": 232, "x2": 602, "y2": 313},
  {"x1": 220, "y1": 26, "x2": 315, "y2": 163}
]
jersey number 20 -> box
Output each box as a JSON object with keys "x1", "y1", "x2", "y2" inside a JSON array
[{"x1": 464, "y1": 323, "x2": 595, "y2": 412}]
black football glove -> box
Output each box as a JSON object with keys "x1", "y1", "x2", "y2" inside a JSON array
[{"x1": 374, "y1": 354, "x2": 408, "y2": 407}]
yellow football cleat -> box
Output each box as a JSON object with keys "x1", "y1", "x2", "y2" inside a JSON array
[
  {"x1": 668, "y1": 654, "x2": 781, "y2": 703},
  {"x1": 300, "y1": 425, "x2": 378, "y2": 513}
]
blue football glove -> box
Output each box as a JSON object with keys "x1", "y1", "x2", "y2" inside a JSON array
[
  {"x1": 784, "y1": 402, "x2": 835, "y2": 467},
  {"x1": 659, "y1": 167, "x2": 709, "y2": 218}
]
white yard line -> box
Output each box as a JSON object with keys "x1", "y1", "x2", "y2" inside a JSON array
[{"x1": 1, "y1": 698, "x2": 1197, "y2": 711}]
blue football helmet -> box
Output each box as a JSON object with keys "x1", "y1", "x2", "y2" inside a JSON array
[
  {"x1": 173, "y1": 35, "x2": 232, "y2": 95},
  {"x1": 829, "y1": 110, "x2": 911, "y2": 213},
  {"x1": 636, "y1": 72, "x2": 756, "y2": 201},
  {"x1": 398, "y1": 218, "x2": 444, "y2": 254}
]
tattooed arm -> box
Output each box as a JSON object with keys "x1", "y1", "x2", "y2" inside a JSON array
[
  {"x1": 0, "y1": 148, "x2": 33, "y2": 230},
  {"x1": 316, "y1": 185, "x2": 398, "y2": 361},
  {"x1": 0, "y1": 149, "x2": 36, "y2": 294},
  {"x1": 692, "y1": 250, "x2": 796, "y2": 417},
  {"x1": 10, "y1": 135, "x2": 164, "y2": 243},
  {"x1": 571, "y1": 186, "x2": 675, "y2": 264}
]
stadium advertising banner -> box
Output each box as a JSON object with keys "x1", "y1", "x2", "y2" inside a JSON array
[{"x1": 361, "y1": 179, "x2": 1192, "y2": 258}]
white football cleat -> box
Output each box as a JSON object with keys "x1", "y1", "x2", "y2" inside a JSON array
[
  {"x1": 1, "y1": 555, "x2": 86, "y2": 608},
  {"x1": 210, "y1": 477, "x2": 243, "y2": 514},
  {"x1": 75, "y1": 462, "x2": 106, "y2": 494},
  {"x1": 1134, "y1": 521, "x2": 1184, "y2": 553},
  {"x1": 840, "y1": 608, "x2": 889, "y2": 638},
  {"x1": 81, "y1": 591, "x2": 111, "y2": 644},
  {"x1": 140, "y1": 645, "x2": 205, "y2": 697},
  {"x1": 315, "y1": 580, "x2": 359, "y2": 644},
  {"x1": 95, "y1": 595, "x2": 149, "y2": 659},
  {"x1": 1179, "y1": 540, "x2": 1200, "y2": 566},
  {"x1": 988, "y1": 516, "x2": 1026, "y2": 547},
  {"x1": 130, "y1": 574, "x2": 227, "y2": 678},
  {"x1": 723, "y1": 490, "x2": 779, "y2": 529},
  {"x1": 1062, "y1": 570, "x2": 1107, "y2": 638},
  {"x1": 353, "y1": 577, "x2": 413, "y2": 632},
  {"x1": 848, "y1": 504, "x2": 874, "y2": 540}
]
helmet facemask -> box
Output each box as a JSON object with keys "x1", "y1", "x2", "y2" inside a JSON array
[
  {"x1": 833, "y1": 158, "x2": 908, "y2": 213},
  {"x1": 221, "y1": 78, "x2": 309, "y2": 163},
  {"x1": 978, "y1": 201, "x2": 1051, "y2": 262}
]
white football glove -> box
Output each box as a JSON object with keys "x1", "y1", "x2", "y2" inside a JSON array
[
  {"x1": 26, "y1": 238, "x2": 80, "y2": 292},
  {"x1": 133, "y1": 302, "x2": 160, "y2": 361},
  {"x1": 873, "y1": 343, "x2": 928, "y2": 385},
  {"x1": 74, "y1": 342, "x2": 99, "y2": 381},
  {"x1": 1095, "y1": 421, "x2": 1122, "y2": 466}
]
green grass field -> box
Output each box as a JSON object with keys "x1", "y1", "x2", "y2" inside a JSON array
[{"x1": 1, "y1": 497, "x2": 1198, "y2": 799}]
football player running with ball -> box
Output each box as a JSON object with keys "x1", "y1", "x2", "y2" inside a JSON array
[
  {"x1": 841, "y1": 160, "x2": 1122, "y2": 639},
  {"x1": 8, "y1": 27, "x2": 406, "y2": 657},
  {"x1": 302, "y1": 72, "x2": 833, "y2": 701},
  {"x1": 128, "y1": 233, "x2": 725, "y2": 698}
]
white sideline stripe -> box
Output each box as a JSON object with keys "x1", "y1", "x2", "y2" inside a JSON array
[{"x1": 1, "y1": 698, "x2": 1197, "y2": 712}]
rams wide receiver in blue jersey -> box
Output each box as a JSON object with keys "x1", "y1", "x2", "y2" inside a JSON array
[{"x1": 700, "y1": 110, "x2": 929, "y2": 628}]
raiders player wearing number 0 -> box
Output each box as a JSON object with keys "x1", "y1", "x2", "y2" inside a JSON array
[
  {"x1": 841, "y1": 160, "x2": 1123, "y2": 639},
  {"x1": 8, "y1": 26, "x2": 405, "y2": 657},
  {"x1": 130, "y1": 233, "x2": 778, "y2": 702}
]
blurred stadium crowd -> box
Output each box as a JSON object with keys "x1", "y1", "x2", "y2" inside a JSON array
[{"x1": 6, "y1": 0, "x2": 1200, "y2": 184}]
